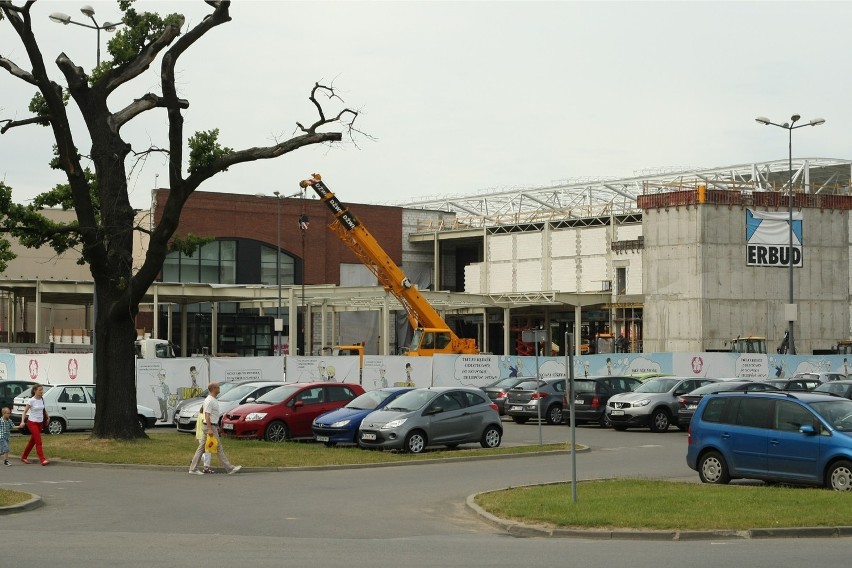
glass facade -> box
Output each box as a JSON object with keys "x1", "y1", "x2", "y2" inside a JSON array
[{"x1": 160, "y1": 238, "x2": 297, "y2": 356}]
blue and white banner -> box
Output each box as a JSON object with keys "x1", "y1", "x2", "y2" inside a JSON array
[{"x1": 746, "y1": 209, "x2": 802, "y2": 267}]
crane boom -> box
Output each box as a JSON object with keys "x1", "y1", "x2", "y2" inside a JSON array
[{"x1": 299, "y1": 174, "x2": 478, "y2": 356}]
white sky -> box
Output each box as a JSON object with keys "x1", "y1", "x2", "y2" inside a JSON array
[{"x1": 1, "y1": 1, "x2": 850, "y2": 210}]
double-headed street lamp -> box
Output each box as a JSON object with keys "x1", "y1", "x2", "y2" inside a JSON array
[
  {"x1": 49, "y1": 5, "x2": 123, "y2": 66},
  {"x1": 755, "y1": 114, "x2": 825, "y2": 355}
]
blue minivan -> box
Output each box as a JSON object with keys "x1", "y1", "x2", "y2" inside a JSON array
[{"x1": 687, "y1": 391, "x2": 852, "y2": 490}]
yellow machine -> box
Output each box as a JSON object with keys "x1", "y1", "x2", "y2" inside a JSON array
[
  {"x1": 300, "y1": 174, "x2": 479, "y2": 356},
  {"x1": 730, "y1": 336, "x2": 767, "y2": 354}
]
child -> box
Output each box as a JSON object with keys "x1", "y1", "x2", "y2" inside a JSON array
[{"x1": 0, "y1": 407, "x2": 14, "y2": 466}]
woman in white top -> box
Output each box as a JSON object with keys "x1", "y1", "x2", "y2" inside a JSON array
[{"x1": 18, "y1": 384, "x2": 49, "y2": 465}]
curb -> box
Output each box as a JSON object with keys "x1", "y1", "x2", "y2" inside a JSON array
[
  {"x1": 465, "y1": 488, "x2": 852, "y2": 540},
  {"x1": 0, "y1": 494, "x2": 43, "y2": 515}
]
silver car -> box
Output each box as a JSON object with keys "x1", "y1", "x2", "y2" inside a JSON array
[
  {"x1": 505, "y1": 377, "x2": 567, "y2": 425},
  {"x1": 175, "y1": 380, "x2": 285, "y2": 432},
  {"x1": 607, "y1": 377, "x2": 717, "y2": 432},
  {"x1": 357, "y1": 387, "x2": 503, "y2": 453}
]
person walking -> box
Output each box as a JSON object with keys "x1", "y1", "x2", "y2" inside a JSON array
[
  {"x1": 18, "y1": 384, "x2": 49, "y2": 465},
  {"x1": 0, "y1": 406, "x2": 15, "y2": 466},
  {"x1": 188, "y1": 382, "x2": 241, "y2": 475}
]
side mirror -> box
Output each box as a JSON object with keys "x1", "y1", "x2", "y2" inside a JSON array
[
  {"x1": 799, "y1": 424, "x2": 817, "y2": 435},
  {"x1": 245, "y1": 397, "x2": 255, "y2": 404},
  {"x1": 294, "y1": 400, "x2": 304, "y2": 409},
  {"x1": 425, "y1": 406, "x2": 443, "y2": 416}
]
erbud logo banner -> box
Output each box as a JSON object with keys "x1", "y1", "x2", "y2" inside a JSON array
[{"x1": 746, "y1": 209, "x2": 802, "y2": 267}]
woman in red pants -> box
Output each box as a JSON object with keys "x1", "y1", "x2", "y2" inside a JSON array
[{"x1": 18, "y1": 384, "x2": 49, "y2": 465}]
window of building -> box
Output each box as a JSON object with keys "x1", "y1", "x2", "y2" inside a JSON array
[{"x1": 616, "y1": 267, "x2": 627, "y2": 295}]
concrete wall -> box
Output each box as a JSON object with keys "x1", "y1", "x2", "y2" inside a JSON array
[{"x1": 642, "y1": 204, "x2": 850, "y2": 353}]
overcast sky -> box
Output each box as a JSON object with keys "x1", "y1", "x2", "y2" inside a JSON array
[{"x1": 1, "y1": 1, "x2": 850, "y2": 210}]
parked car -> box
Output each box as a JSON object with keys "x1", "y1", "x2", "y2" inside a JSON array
[
  {"x1": 677, "y1": 380, "x2": 780, "y2": 429},
  {"x1": 505, "y1": 377, "x2": 567, "y2": 425},
  {"x1": 686, "y1": 391, "x2": 852, "y2": 490},
  {"x1": 221, "y1": 382, "x2": 364, "y2": 442},
  {"x1": 312, "y1": 387, "x2": 413, "y2": 446},
  {"x1": 813, "y1": 380, "x2": 852, "y2": 400},
  {"x1": 566, "y1": 376, "x2": 643, "y2": 427},
  {"x1": 481, "y1": 377, "x2": 528, "y2": 415},
  {"x1": 607, "y1": 377, "x2": 717, "y2": 432},
  {"x1": 175, "y1": 380, "x2": 285, "y2": 432},
  {"x1": 173, "y1": 380, "x2": 243, "y2": 426},
  {"x1": 793, "y1": 372, "x2": 847, "y2": 383},
  {"x1": 12, "y1": 383, "x2": 156, "y2": 434},
  {"x1": 357, "y1": 387, "x2": 503, "y2": 453},
  {"x1": 0, "y1": 380, "x2": 38, "y2": 413},
  {"x1": 764, "y1": 377, "x2": 821, "y2": 391}
]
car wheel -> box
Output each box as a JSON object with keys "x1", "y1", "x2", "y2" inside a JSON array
[
  {"x1": 136, "y1": 416, "x2": 146, "y2": 432},
  {"x1": 511, "y1": 416, "x2": 529, "y2": 424},
  {"x1": 698, "y1": 451, "x2": 731, "y2": 484},
  {"x1": 46, "y1": 417, "x2": 65, "y2": 435},
  {"x1": 404, "y1": 430, "x2": 427, "y2": 454},
  {"x1": 613, "y1": 425, "x2": 628, "y2": 432},
  {"x1": 264, "y1": 420, "x2": 289, "y2": 443},
  {"x1": 826, "y1": 460, "x2": 852, "y2": 491},
  {"x1": 599, "y1": 412, "x2": 612, "y2": 428},
  {"x1": 480, "y1": 425, "x2": 502, "y2": 449},
  {"x1": 649, "y1": 409, "x2": 670, "y2": 433},
  {"x1": 546, "y1": 405, "x2": 563, "y2": 425}
]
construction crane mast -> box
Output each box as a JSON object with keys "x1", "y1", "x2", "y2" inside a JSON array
[{"x1": 299, "y1": 174, "x2": 478, "y2": 356}]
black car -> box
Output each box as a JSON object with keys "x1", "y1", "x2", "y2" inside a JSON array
[
  {"x1": 813, "y1": 379, "x2": 852, "y2": 400},
  {"x1": 565, "y1": 376, "x2": 642, "y2": 427},
  {"x1": 0, "y1": 380, "x2": 38, "y2": 414},
  {"x1": 764, "y1": 378, "x2": 821, "y2": 392},
  {"x1": 505, "y1": 377, "x2": 567, "y2": 425},
  {"x1": 677, "y1": 380, "x2": 780, "y2": 428},
  {"x1": 481, "y1": 377, "x2": 529, "y2": 415}
]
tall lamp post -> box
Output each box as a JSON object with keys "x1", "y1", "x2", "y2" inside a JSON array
[
  {"x1": 273, "y1": 191, "x2": 283, "y2": 356},
  {"x1": 755, "y1": 114, "x2": 825, "y2": 355},
  {"x1": 49, "y1": 5, "x2": 124, "y2": 67}
]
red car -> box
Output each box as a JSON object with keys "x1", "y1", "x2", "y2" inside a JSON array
[{"x1": 221, "y1": 382, "x2": 365, "y2": 442}]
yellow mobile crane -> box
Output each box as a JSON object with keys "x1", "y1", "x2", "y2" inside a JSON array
[{"x1": 299, "y1": 174, "x2": 479, "y2": 356}]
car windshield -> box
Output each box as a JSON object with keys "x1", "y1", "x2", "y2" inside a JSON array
[
  {"x1": 633, "y1": 378, "x2": 681, "y2": 393},
  {"x1": 513, "y1": 380, "x2": 544, "y2": 390},
  {"x1": 810, "y1": 399, "x2": 852, "y2": 431},
  {"x1": 383, "y1": 389, "x2": 436, "y2": 412},
  {"x1": 346, "y1": 389, "x2": 395, "y2": 410},
  {"x1": 255, "y1": 385, "x2": 301, "y2": 404},
  {"x1": 489, "y1": 378, "x2": 523, "y2": 388},
  {"x1": 217, "y1": 384, "x2": 262, "y2": 402},
  {"x1": 814, "y1": 383, "x2": 850, "y2": 396}
]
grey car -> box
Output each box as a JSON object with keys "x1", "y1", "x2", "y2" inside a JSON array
[
  {"x1": 481, "y1": 377, "x2": 529, "y2": 415},
  {"x1": 357, "y1": 387, "x2": 503, "y2": 453},
  {"x1": 606, "y1": 377, "x2": 717, "y2": 432},
  {"x1": 175, "y1": 380, "x2": 285, "y2": 432},
  {"x1": 505, "y1": 377, "x2": 567, "y2": 425}
]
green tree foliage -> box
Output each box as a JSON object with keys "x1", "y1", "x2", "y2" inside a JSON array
[{"x1": 0, "y1": 0, "x2": 359, "y2": 439}]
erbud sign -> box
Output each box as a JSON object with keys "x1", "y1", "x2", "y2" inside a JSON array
[{"x1": 746, "y1": 209, "x2": 802, "y2": 267}]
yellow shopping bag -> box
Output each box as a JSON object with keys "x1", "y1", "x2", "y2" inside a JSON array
[{"x1": 205, "y1": 434, "x2": 218, "y2": 453}]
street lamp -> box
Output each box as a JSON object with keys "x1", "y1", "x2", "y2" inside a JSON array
[
  {"x1": 755, "y1": 114, "x2": 825, "y2": 355},
  {"x1": 49, "y1": 5, "x2": 123, "y2": 66},
  {"x1": 274, "y1": 191, "x2": 282, "y2": 356}
]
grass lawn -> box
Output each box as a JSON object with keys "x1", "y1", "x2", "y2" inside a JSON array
[{"x1": 474, "y1": 479, "x2": 852, "y2": 530}]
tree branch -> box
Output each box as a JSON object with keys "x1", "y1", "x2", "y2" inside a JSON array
[
  {"x1": 0, "y1": 115, "x2": 50, "y2": 134},
  {"x1": 111, "y1": 93, "x2": 189, "y2": 130}
]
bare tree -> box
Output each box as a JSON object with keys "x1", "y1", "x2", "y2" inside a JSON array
[{"x1": 0, "y1": 1, "x2": 359, "y2": 438}]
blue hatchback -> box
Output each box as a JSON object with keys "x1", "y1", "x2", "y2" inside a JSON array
[
  {"x1": 687, "y1": 391, "x2": 852, "y2": 490},
  {"x1": 312, "y1": 387, "x2": 413, "y2": 446}
]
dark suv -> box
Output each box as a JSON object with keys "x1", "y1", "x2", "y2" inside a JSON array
[{"x1": 565, "y1": 376, "x2": 642, "y2": 427}]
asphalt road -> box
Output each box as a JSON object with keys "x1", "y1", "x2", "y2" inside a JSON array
[{"x1": 0, "y1": 421, "x2": 849, "y2": 567}]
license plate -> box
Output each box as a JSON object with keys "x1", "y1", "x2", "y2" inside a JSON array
[
  {"x1": 223, "y1": 423, "x2": 233, "y2": 431},
  {"x1": 361, "y1": 432, "x2": 376, "y2": 441},
  {"x1": 574, "y1": 399, "x2": 584, "y2": 405},
  {"x1": 316, "y1": 435, "x2": 329, "y2": 442},
  {"x1": 610, "y1": 410, "x2": 624, "y2": 416},
  {"x1": 687, "y1": 404, "x2": 697, "y2": 410},
  {"x1": 509, "y1": 406, "x2": 522, "y2": 411}
]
